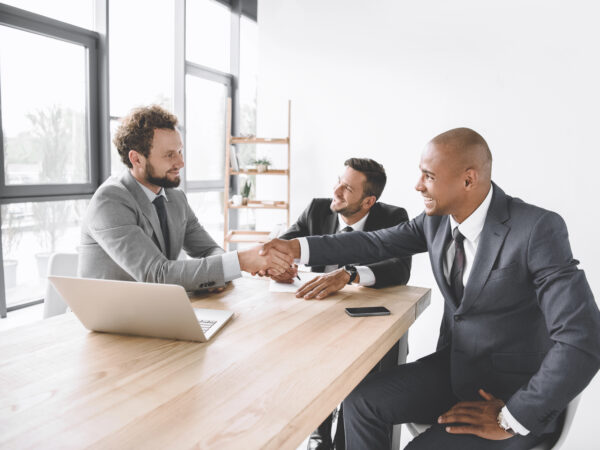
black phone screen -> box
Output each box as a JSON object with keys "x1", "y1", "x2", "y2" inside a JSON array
[{"x1": 345, "y1": 306, "x2": 391, "y2": 317}]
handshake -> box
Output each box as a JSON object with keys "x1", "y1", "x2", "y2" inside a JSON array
[
  {"x1": 238, "y1": 238, "x2": 355, "y2": 300},
  {"x1": 237, "y1": 238, "x2": 300, "y2": 277}
]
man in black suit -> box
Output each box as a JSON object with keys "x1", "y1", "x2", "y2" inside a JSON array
[
  {"x1": 273, "y1": 158, "x2": 411, "y2": 450},
  {"x1": 262, "y1": 128, "x2": 600, "y2": 449}
]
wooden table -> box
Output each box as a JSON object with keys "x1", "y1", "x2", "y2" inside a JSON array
[{"x1": 0, "y1": 276, "x2": 430, "y2": 449}]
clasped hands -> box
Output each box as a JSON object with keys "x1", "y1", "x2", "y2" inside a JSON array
[
  {"x1": 237, "y1": 238, "x2": 299, "y2": 278},
  {"x1": 238, "y1": 238, "x2": 349, "y2": 299}
]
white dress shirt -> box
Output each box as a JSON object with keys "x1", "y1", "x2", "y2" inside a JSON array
[
  {"x1": 302, "y1": 212, "x2": 376, "y2": 286},
  {"x1": 135, "y1": 179, "x2": 241, "y2": 282}
]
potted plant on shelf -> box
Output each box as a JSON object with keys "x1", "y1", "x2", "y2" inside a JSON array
[
  {"x1": 252, "y1": 158, "x2": 272, "y2": 173},
  {"x1": 241, "y1": 180, "x2": 252, "y2": 205}
]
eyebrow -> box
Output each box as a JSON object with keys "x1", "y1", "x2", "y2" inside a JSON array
[{"x1": 419, "y1": 166, "x2": 435, "y2": 176}]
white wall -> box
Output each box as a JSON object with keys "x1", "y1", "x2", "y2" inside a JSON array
[{"x1": 257, "y1": 1, "x2": 600, "y2": 448}]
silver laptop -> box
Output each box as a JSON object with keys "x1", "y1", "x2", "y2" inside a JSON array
[{"x1": 48, "y1": 276, "x2": 233, "y2": 342}]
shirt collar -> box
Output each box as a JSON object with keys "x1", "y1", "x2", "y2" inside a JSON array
[
  {"x1": 135, "y1": 178, "x2": 168, "y2": 203},
  {"x1": 449, "y1": 185, "x2": 493, "y2": 242},
  {"x1": 338, "y1": 211, "x2": 370, "y2": 232}
]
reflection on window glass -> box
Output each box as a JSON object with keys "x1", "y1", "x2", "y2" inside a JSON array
[
  {"x1": 1, "y1": 0, "x2": 95, "y2": 30},
  {"x1": 0, "y1": 26, "x2": 89, "y2": 185},
  {"x1": 109, "y1": 0, "x2": 174, "y2": 117},
  {"x1": 185, "y1": 191, "x2": 224, "y2": 247},
  {"x1": 1, "y1": 199, "x2": 88, "y2": 308},
  {"x1": 185, "y1": 75, "x2": 227, "y2": 181},
  {"x1": 186, "y1": 0, "x2": 231, "y2": 72}
]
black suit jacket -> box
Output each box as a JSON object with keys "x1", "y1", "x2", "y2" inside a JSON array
[
  {"x1": 280, "y1": 198, "x2": 411, "y2": 287},
  {"x1": 305, "y1": 184, "x2": 600, "y2": 435}
]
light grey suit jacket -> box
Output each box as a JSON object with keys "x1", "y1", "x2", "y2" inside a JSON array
[
  {"x1": 79, "y1": 170, "x2": 226, "y2": 291},
  {"x1": 306, "y1": 183, "x2": 600, "y2": 435}
]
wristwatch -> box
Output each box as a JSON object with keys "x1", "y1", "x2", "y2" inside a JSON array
[
  {"x1": 497, "y1": 410, "x2": 516, "y2": 435},
  {"x1": 343, "y1": 265, "x2": 358, "y2": 284}
]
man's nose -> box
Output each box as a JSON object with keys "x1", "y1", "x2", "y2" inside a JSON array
[{"x1": 415, "y1": 177, "x2": 424, "y2": 192}]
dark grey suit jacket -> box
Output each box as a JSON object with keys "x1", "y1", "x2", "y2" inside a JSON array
[
  {"x1": 305, "y1": 183, "x2": 600, "y2": 435},
  {"x1": 79, "y1": 171, "x2": 225, "y2": 291},
  {"x1": 280, "y1": 198, "x2": 411, "y2": 287}
]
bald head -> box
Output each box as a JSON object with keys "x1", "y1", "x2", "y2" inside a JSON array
[
  {"x1": 416, "y1": 128, "x2": 493, "y2": 223},
  {"x1": 430, "y1": 127, "x2": 492, "y2": 182}
]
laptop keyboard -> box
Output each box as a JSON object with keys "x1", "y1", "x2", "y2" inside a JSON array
[{"x1": 198, "y1": 320, "x2": 217, "y2": 333}]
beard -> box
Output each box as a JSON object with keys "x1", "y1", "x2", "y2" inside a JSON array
[
  {"x1": 145, "y1": 162, "x2": 181, "y2": 188},
  {"x1": 330, "y1": 199, "x2": 362, "y2": 217}
]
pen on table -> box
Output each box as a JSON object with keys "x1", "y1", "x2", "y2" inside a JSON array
[{"x1": 296, "y1": 274, "x2": 301, "y2": 281}]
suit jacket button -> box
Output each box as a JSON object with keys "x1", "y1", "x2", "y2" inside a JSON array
[{"x1": 454, "y1": 315, "x2": 463, "y2": 322}]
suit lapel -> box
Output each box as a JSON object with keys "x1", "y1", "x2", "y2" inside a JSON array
[
  {"x1": 458, "y1": 184, "x2": 510, "y2": 313},
  {"x1": 431, "y1": 216, "x2": 457, "y2": 312},
  {"x1": 121, "y1": 171, "x2": 167, "y2": 255},
  {"x1": 321, "y1": 204, "x2": 338, "y2": 234},
  {"x1": 364, "y1": 203, "x2": 379, "y2": 231}
]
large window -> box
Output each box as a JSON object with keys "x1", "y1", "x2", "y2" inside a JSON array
[
  {"x1": 0, "y1": 0, "x2": 257, "y2": 317},
  {"x1": 0, "y1": 3, "x2": 106, "y2": 316},
  {"x1": 182, "y1": 0, "x2": 257, "y2": 245}
]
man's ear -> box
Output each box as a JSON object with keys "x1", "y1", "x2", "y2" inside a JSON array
[
  {"x1": 129, "y1": 150, "x2": 143, "y2": 168},
  {"x1": 362, "y1": 195, "x2": 377, "y2": 210},
  {"x1": 464, "y1": 169, "x2": 477, "y2": 190}
]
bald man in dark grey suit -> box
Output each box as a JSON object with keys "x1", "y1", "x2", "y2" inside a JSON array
[{"x1": 262, "y1": 128, "x2": 600, "y2": 449}]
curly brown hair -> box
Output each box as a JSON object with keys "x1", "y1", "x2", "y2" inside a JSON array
[{"x1": 113, "y1": 105, "x2": 179, "y2": 168}]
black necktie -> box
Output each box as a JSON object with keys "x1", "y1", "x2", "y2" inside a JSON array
[
  {"x1": 153, "y1": 196, "x2": 170, "y2": 258},
  {"x1": 450, "y1": 228, "x2": 466, "y2": 304}
]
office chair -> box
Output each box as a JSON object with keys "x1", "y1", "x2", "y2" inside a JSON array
[
  {"x1": 405, "y1": 394, "x2": 582, "y2": 450},
  {"x1": 42, "y1": 252, "x2": 78, "y2": 319}
]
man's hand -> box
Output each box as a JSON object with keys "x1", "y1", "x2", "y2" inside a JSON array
[
  {"x1": 438, "y1": 389, "x2": 514, "y2": 440},
  {"x1": 295, "y1": 268, "x2": 353, "y2": 300},
  {"x1": 260, "y1": 238, "x2": 301, "y2": 260},
  {"x1": 269, "y1": 264, "x2": 298, "y2": 284},
  {"x1": 238, "y1": 244, "x2": 293, "y2": 276}
]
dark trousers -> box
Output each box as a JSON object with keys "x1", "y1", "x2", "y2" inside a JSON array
[{"x1": 343, "y1": 348, "x2": 550, "y2": 450}]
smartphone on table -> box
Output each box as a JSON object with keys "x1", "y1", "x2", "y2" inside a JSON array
[{"x1": 345, "y1": 306, "x2": 391, "y2": 317}]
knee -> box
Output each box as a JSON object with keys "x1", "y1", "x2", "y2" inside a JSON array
[{"x1": 343, "y1": 382, "x2": 375, "y2": 419}]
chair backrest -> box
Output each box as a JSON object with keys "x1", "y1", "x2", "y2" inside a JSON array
[
  {"x1": 543, "y1": 393, "x2": 582, "y2": 450},
  {"x1": 42, "y1": 252, "x2": 79, "y2": 319}
]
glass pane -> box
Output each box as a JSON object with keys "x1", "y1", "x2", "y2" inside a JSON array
[
  {"x1": 238, "y1": 15, "x2": 259, "y2": 166},
  {"x1": 1, "y1": 0, "x2": 95, "y2": 30},
  {"x1": 186, "y1": 0, "x2": 231, "y2": 72},
  {"x1": 185, "y1": 75, "x2": 227, "y2": 181},
  {"x1": 110, "y1": 119, "x2": 127, "y2": 177},
  {"x1": 185, "y1": 191, "x2": 224, "y2": 247},
  {"x1": 1, "y1": 199, "x2": 88, "y2": 308},
  {"x1": 0, "y1": 26, "x2": 89, "y2": 185},
  {"x1": 109, "y1": 0, "x2": 174, "y2": 117}
]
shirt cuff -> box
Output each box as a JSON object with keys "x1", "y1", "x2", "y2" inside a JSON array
[
  {"x1": 356, "y1": 266, "x2": 375, "y2": 286},
  {"x1": 222, "y1": 251, "x2": 242, "y2": 282},
  {"x1": 298, "y1": 237, "x2": 310, "y2": 265},
  {"x1": 502, "y1": 406, "x2": 530, "y2": 436}
]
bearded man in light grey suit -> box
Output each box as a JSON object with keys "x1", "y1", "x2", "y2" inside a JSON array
[
  {"x1": 79, "y1": 105, "x2": 291, "y2": 290},
  {"x1": 261, "y1": 128, "x2": 600, "y2": 449}
]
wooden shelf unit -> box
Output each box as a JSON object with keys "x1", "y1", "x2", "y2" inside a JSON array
[{"x1": 224, "y1": 99, "x2": 291, "y2": 250}]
